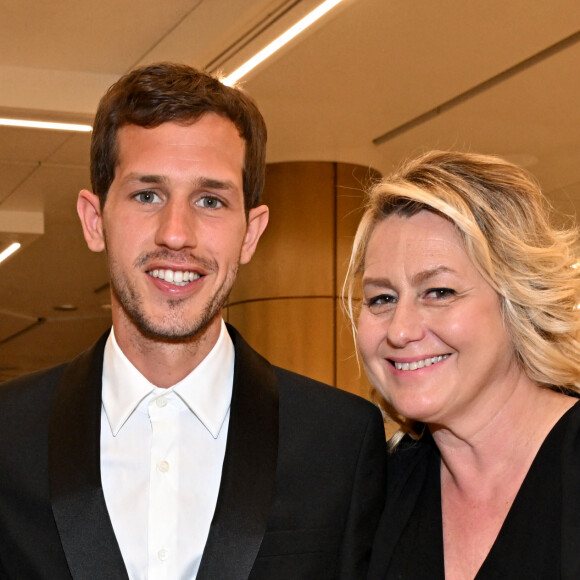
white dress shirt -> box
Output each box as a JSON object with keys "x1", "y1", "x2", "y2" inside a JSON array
[{"x1": 100, "y1": 321, "x2": 233, "y2": 580}]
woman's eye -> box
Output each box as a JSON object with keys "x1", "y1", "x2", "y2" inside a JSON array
[
  {"x1": 196, "y1": 196, "x2": 223, "y2": 209},
  {"x1": 425, "y1": 288, "x2": 456, "y2": 299},
  {"x1": 135, "y1": 190, "x2": 160, "y2": 204},
  {"x1": 365, "y1": 294, "x2": 396, "y2": 309}
]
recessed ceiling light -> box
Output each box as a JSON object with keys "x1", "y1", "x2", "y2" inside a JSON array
[
  {"x1": 0, "y1": 118, "x2": 92, "y2": 132},
  {"x1": 0, "y1": 242, "x2": 21, "y2": 264},
  {"x1": 53, "y1": 304, "x2": 78, "y2": 311},
  {"x1": 222, "y1": 0, "x2": 345, "y2": 86}
]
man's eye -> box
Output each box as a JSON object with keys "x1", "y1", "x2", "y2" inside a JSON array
[
  {"x1": 196, "y1": 196, "x2": 223, "y2": 209},
  {"x1": 135, "y1": 191, "x2": 160, "y2": 204}
]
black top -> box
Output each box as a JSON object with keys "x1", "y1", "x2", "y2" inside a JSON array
[{"x1": 372, "y1": 400, "x2": 580, "y2": 580}]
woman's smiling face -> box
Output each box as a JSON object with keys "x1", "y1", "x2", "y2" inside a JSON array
[{"x1": 357, "y1": 210, "x2": 519, "y2": 428}]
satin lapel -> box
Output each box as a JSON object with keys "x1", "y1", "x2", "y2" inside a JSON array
[
  {"x1": 197, "y1": 325, "x2": 279, "y2": 580},
  {"x1": 49, "y1": 331, "x2": 129, "y2": 580}
]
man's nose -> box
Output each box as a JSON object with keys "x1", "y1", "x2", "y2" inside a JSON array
[{"x1": 154, "y1": 199, "x2": 197, "y2": 250}]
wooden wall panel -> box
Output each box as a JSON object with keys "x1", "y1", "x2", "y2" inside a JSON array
[
  {"x1": 335, "y1": 163, "x2": 378, "y2": 296},
  {"x1": 227, "y1": 161, "x2": 380, "y2": 403},
  {"x1": 335, "y1": 302, "x2": 373, "y2": 399},
  {"x1": 225, "y1": 297, "x2": 334, "y2": 386},
  {"x1": 230, "y1": 162, "x2": 335, "y2": 303}
]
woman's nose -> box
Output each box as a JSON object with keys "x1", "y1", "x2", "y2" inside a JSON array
[{"x1": 386, "y1": 298, "x2": 425, "y2": 348}]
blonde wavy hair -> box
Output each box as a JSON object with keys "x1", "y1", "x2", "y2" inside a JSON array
[{"x1": 344, "y1": 150, "x2": 580, "y2": 445}]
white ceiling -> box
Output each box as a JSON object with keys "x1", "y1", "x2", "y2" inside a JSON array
[{"x1": 0, "y1": 0, "x2": 579, "y2": 380}]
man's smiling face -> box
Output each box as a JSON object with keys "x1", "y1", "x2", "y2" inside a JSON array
[{"x1": 80, "y1": 114, "x2": 267, "y2": 343}]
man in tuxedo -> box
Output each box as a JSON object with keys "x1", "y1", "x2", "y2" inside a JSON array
[{"x1": 0, "y1": 63, "x2": 386, "y2": 579}]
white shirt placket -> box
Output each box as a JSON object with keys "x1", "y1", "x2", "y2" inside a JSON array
[{"x1": 148, "y1": 393, "x2": 180, "y2": 580}]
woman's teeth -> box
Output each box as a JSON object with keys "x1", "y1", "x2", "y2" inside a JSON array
[{"x1": 394, "y1": 354, "x2": 450, "y2": 371}]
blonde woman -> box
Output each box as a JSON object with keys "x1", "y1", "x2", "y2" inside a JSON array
[{"x1": 345, "y1": 151, "x2": 580, "y2": 579}]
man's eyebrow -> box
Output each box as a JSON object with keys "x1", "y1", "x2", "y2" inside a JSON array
[
  {"x1": 121, "y1": 174, "x2": 237, "y2": 191},
  {"x1": 198, "y1": 177, "x2": 237, "y2": 191},
  {"x1": 123, "y1": 173, "x2": 168, "y2": 185}
]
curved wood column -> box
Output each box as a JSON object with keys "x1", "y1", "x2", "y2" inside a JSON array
[{"x1": 225, "y1": 161, "x2": 379, "y2": 399}]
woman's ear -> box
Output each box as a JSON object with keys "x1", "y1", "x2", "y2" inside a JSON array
[{"x1": 77, "y1": 189, "x2": 105, "y2": 252}]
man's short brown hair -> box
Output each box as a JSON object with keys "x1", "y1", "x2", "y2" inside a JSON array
[{"x1": 90, "y1": 62, "x2": 267, "y2": 211}]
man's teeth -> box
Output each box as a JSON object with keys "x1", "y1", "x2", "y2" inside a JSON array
[
  {"x1": 394, "y1": 354, "x2": 450, "y2": 371},
  {"x1": 149, "y1": 269, "x2": 200, "y2": 286}
]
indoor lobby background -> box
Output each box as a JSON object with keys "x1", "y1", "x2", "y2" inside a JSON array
[{"x1": 0, "y1": 0, "x2": 579, "y2": 402}]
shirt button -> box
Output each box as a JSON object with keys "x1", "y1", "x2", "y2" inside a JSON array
[
  {"x1": 158, "y1": 548, "x2": 168, "y2": 561},
  {"x1": 156, "y1": 396, "x2": 168, "y2": 408},
  {"x1": 158, "y1": 460, "x2": 170, "y2": 473}
]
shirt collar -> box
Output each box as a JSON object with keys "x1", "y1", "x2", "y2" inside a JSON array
[{"x1": 102, "y1": 320, "x2": 234, "y2": 438}]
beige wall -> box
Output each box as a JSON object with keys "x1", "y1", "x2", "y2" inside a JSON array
[{"x1": 225, "y1": 161, "x2": 379, "y2": 400}]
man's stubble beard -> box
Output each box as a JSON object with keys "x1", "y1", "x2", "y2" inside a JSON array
[{"x1": 107, "y1": 248, "x2": 239, "y2": 343}]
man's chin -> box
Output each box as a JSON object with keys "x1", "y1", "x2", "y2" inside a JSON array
[
  {"x1": 139, "y1": 327, "x2": 208, "y2": 344},
  {"x1": 129, "y1": 309, "x2": 222, "y2": 344},
  {"x1": 110, "y1": 280, "x2": 231, "y2": 345}
]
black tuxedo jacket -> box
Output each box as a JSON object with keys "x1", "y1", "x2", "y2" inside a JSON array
[{"x1": 0, "y1": 325, "x2": 386, "y2": 579}]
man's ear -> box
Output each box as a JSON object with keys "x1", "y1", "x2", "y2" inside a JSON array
[
  {"x1": 240, "y1": 205, "x2": 269, "y2": 264},
  {"x1": 77, "y1": 189, "x2": 106, "y2": 252}
]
